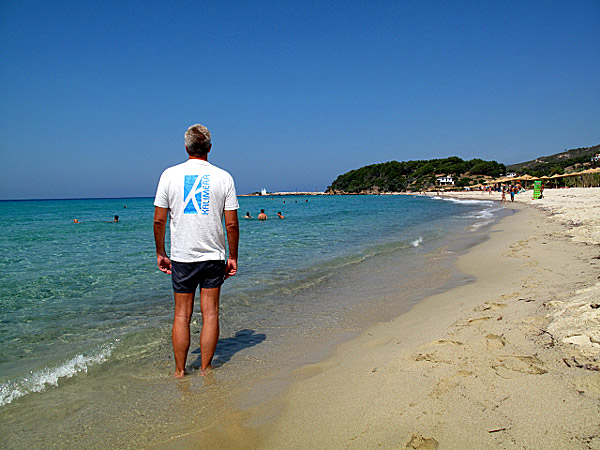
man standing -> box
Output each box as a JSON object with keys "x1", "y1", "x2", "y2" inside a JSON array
[{"x1": 153, "y1": 124, "x2": 239, "y2": 377}]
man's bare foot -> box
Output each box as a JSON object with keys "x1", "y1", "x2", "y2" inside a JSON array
[
  {"x1": 174, "y1": 369, "x2": 185, "y2": 378},
  {"x1": 199, "y1": 365, "x2": 213, "y2": 376}
]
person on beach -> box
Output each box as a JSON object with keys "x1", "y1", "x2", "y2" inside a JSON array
[
  {"x1": 277, "y1": 212, "x2": 285, "y2": 219},
  {"x1": 153, "y1": 124, "x2": 239, "y2": 378},
  {"x1": 257, "y1": 209, "x2": 267, "y2": 220}
]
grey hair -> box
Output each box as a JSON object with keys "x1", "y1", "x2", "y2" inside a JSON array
[{"x1": 185, "y1": 124, "x2": 212, "y2": 155}]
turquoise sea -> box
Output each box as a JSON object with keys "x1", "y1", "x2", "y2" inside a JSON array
[{"x1": 0, "y1": 194, "x2": 503, "y2": 448}]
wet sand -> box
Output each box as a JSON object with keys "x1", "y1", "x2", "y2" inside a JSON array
[{"x1": 173, "y1": 188, "x2": 600, "y2": 449}]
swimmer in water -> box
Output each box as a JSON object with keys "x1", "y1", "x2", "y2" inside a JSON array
[
  {"x1": 257, "y1": 209, "x2": 267, "y2": 220},
  {"x1": 244, "y1": 212, "x2": 251, "y2": 219},
  {"x1": 277, "y1": 212, "x2": 285, "y2": 219}
]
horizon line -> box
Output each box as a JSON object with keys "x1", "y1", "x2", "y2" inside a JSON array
[{"x1": 0, "y1": 191, "x2": 327, "y2": 202}]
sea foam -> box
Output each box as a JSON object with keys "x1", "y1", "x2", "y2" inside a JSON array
[
  {"x1": 431, "y1": 196, "x2": 495, "y2": 206},
  {"x1": 0, "y1": 342, "x2": 117, "y2": 407},
  {"x1": 411, "y1": 237, "x2": 424, "y2": 247}
]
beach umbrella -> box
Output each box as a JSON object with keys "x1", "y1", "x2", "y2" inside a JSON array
[
  {"x1": 560, "y1": 170, "x2": 588, "y2": 186},
  {"x1": 555, "y1": 172, "x2": 573, "y2": 186},
  {"x1": 549, "y1": 173, "x2": 564, "y2": 188},
  {"x1": 577, "y1": 168, "x2": 600, "y2": 187},
  {"x1": 537, "y1": 175, "x2": 554, "y2": 190},
  {"x1": 513, "y1": 174, "x2": 534, "y2": 181},
  {"x1": 511, "y1": 174, "x2": 537, "y2": 188},
  {"x1": 590, "y1": 168, "x2": 600, "y2": 187}
]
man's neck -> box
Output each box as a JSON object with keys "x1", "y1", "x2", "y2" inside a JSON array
[{"x1": 188, "y1": 155, "x2": 208, "y2": 162}]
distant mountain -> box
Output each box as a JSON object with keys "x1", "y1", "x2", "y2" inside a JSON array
[{"x1": 507, "y1": 144, "x2": 599, "y2": 176}]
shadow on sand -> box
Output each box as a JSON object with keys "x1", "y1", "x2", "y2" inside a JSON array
[{"x1": 189, "y1": 329, "x2": 266, "y2": 369}]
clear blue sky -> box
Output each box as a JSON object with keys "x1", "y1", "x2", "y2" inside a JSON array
[{"x1": 1, "y1": 0, "x2": 599, "y2": 199}]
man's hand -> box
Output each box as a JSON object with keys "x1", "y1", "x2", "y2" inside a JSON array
[
  {"x1": 225, "y1": 257, "x2": 237, "y2": 279},
  {"x1": 223, "y1": 210, "x2": 239, "y2": 280},
  {"x1": 154, "y1": 207, "x2": 171, "y2": 274},
  {"x1": 157, "y1": 254, "x2": 172, "y2": 274}
]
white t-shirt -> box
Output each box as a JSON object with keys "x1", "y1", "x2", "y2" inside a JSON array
[{"x1": 154, "y1": 159, "x2": 239, "y2": 262}]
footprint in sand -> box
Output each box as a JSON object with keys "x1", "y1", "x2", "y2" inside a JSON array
[
  {"x1": 504, "y1": 240, "x2": 530, "y2": 258},
  {"x1": 413, "y1": 340, "x2": 463, "y2": 364},
  {"x1": 474, "y1": 302, "x2": 507, "y2": 312},
  {"x1": 456, "y1": 316, "x2": 492, "y2": 328},
  {"x1": 405, "y1": 434, "x2": 439, "y2": 450},
  {"x1": 492, "y1": 355, "x2": 547, "y2": 378},
  {"x1": 414, "y1": 352, "x2": 451, "y2": 364},
  {"x1": 432, "y1": 339, "x2": 463, "y2": 347},
  {"x1": 485, "y1": 334, "x2": 506, "y2": 350},
  {"x1": 430, "y1": 370, "x2": 472, "y2": 398}
]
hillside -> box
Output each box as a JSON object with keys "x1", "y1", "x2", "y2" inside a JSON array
[
  {"x1": 507, "y1": 144, "x2": 599, "y2": 177},
  {"x1": 327, "y1": 143, "x2": 600, "y2": 194},
  {"x1": 327, "y1": 157, "x2": 505, "y2": 193}
]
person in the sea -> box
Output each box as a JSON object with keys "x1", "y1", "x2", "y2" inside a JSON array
[
  {"x1": 277, "y1": 211, "x2": 285, "y2": 219},
  {"x1": 153, "y1": 124, "x2": 239, "y2": 378},
  {"x1": 244, "y1": 212, "x2": 251, "y2": 219},
  {"x1": 113, "y1": 215, "x2": 119, "y2": 222},
  {"x1": 257, "y1": 209, "x2": 267, "y2": 220}
]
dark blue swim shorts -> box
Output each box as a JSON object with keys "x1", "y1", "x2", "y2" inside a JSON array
[{"x1": 171, "y1": 260, "x2": 226, "y2": 293}]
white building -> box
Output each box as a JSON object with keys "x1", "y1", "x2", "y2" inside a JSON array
[{"x1": 436, "y1": 175, "x2": 454, "y2": 185}]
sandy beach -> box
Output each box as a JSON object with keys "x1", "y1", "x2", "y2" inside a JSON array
[{"x1": 159, "y1": 187, "x2": 600, "y2": 449}]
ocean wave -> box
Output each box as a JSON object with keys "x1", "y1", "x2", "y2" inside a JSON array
[
  {"x1": 411, "y1": 237, "x2": 424, "y2": 247},
  {"x1": 427, "y1": 195, "x2": 500, "y2": 230},
  {"x1": 0, "y1": 341, "x2": 118, "y2": 407},
  {"x1": 464, "y1": 209, "x2": 496, "y2": 220},
  {"x1": 431, "y1": 196, "x2": 495, "y2": 206},
  {"x1": 467, "y1": 208, "x2": 500, "y2": 230}
]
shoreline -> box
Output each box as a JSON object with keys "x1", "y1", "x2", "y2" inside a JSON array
[
  {"x1": 201, "y1": 189, "x2": 599, "y2": 449},
  {"x1": 2, "y1": 195, "x2": 502, "y2": 449}
]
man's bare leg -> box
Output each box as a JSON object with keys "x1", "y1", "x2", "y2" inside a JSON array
[
  {"x1": 199, "y1": 287, "x2": 220, "y2": 372},
  {"x1": 172, "y1": 292, "x2": 195, "y2": 378}
]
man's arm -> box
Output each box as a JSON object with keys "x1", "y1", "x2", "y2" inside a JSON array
[
  {"x1": 153, "y1": 206, "x2": 172, "y2": 274},
  {"x1": 224, "y1": 209, "x2": 239, "y2": 279}
]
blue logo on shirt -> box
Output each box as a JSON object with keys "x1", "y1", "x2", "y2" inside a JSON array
[{"x1": 183, "y1": 175, "x2": 210, "y2": 215}]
